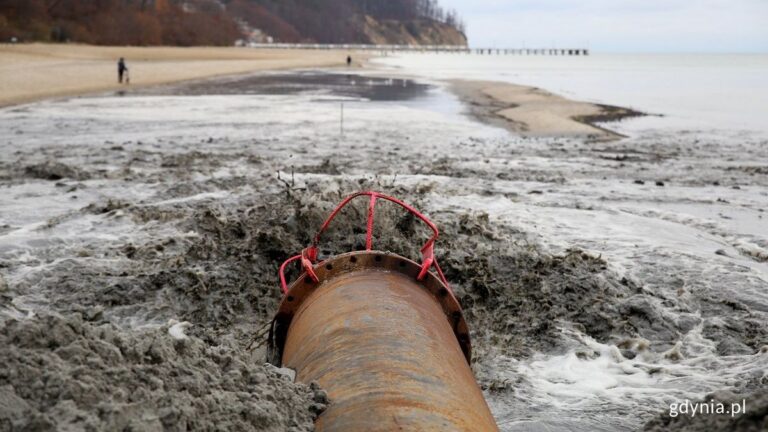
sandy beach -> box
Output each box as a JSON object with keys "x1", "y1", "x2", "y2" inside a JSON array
[
  {"x1": 0, "y1": 44, "x2": 642, "y2": 141},
  {"x1": 0, "y1": 44, "x2": 361, "y2": 107},
  {"x1": 451, "y1": 79, "x2": 643, "y2": 141}
]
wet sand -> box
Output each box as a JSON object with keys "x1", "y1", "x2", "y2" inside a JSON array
[
  {"x1": 1, "y1": 69, "x2": 766, "y2": 431},
  {"x1": 451, "y1": 79, "x2": 643, "y2": 141},
  {"x1": 0, "y1": 43, "x2": 363, "y2": 107}
]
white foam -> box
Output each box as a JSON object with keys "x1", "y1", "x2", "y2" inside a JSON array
[
  {"x1": 486, "y1": 327, "x2": 767, "y2": 431},
  {"x1": 168, "y1": 319, "x2": 192, "y2": 340}
]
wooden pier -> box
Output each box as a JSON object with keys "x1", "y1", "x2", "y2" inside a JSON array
[{"x1": 246, "y1": 43, "x2": 589, "y2": 56}]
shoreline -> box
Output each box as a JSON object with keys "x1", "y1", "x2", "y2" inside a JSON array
[
  {"x1": 0, "y1": 43, "x2": 644, "y2": 143},
  {"x1": 450, "y1": 79, "x2": 644, "y2": 141},
  {"x1": 0, "y1": 43, "x2": 366, "y2": 107}
]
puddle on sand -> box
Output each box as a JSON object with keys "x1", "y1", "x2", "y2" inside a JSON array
[{"x1": 129, "y1": 71, "x2": 433, "y2": 102}]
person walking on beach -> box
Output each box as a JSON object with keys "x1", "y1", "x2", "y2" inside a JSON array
[
  {"x1": 346, "y1": 55, "x2": 352, "y2": 67},
  {"x1": 118, "y1": 58, "x2": 129, "y2": 84}
]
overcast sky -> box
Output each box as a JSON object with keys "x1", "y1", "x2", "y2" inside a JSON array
[{"x1": 439, "y1": 0, "x2": 768, "y2": 52}]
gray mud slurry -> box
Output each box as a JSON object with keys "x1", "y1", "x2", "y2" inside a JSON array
[
  {"x1": 0, "y1": 315, "x2": 327, "y2": 431},
  {"x1": 0, "y1": 73, "x2": 766, "y2": 431}
]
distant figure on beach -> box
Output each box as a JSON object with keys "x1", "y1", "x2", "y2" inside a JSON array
[
  {"x1": 346, "y1": 55, "x2": 352, "y2": 67},
  {"x1": 118, "y1": 58, "x2": 129, "y2": 84}
]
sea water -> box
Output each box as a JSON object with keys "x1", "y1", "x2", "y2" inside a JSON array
[{"x1": 373, "y1": 53, "x2": 768, "y2": 136}]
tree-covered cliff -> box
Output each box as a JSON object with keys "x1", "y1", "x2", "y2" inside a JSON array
[{"x1": 0, "y1": 0, "x2": 467, "y2": 46}]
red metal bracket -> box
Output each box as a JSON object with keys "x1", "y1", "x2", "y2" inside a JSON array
[{"x1": 279, "y1": 191, "x2": 451, "y2": 294}]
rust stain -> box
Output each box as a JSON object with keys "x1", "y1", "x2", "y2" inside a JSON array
[{"x1": 275, "y1": 251, "x2": 499, "y2": 432}]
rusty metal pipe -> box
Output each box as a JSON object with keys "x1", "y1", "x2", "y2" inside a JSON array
[{"x1": 270, "y1": 251, "x2": 498, "y2": 431}]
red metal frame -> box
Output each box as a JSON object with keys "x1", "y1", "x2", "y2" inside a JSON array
[{"x1": 279, "y1": 191, "x2": 451, "y2": 294}]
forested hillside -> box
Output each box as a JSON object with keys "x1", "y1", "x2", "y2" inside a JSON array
[{"x1": 0, "y1": 0, "x2": 466, "y2": 46}]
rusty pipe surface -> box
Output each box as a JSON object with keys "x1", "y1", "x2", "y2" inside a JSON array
[{"x1": 270, "y1": 251, "x2": 498, "y2": 432}]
